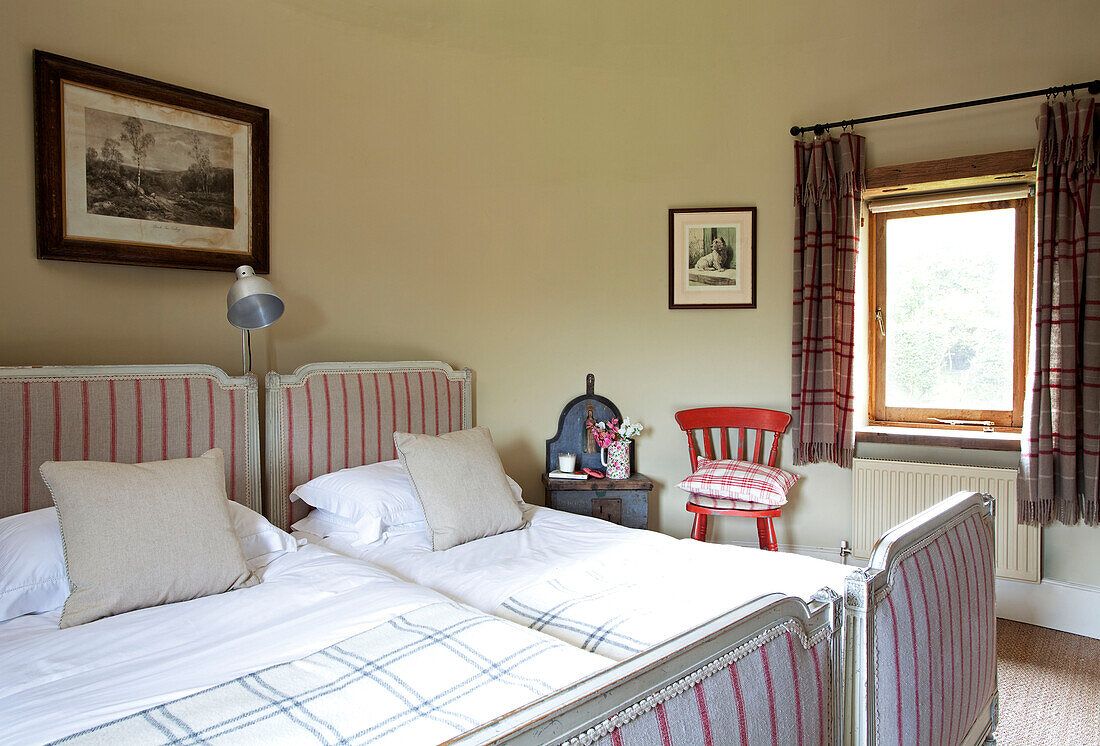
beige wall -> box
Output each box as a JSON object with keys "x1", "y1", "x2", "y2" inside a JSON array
[{"x1": 2, "y1": 0, "x2": 1097, "y2": 584}]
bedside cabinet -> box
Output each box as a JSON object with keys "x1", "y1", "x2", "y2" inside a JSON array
[{"x1": 542, "y1": 473, "x2": 653, "y2": 529}]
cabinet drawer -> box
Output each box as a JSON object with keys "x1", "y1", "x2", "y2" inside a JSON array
[{"x1": 547, "y1": 489, "x2": 648, "y2": 529}]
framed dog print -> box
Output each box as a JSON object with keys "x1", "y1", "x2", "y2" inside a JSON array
[
  {"x1": 668, "y1": 207, "x2": 756, "y2": 309},
  {"x1": 33, "y1": 51, "x2": 270, "y2": 272}
]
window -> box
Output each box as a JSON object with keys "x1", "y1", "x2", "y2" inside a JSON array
[{"x1": 865, "y1": 153, "x2": 1034, "y2": 432}]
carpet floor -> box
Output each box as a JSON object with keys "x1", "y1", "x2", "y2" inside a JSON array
[{"x1": 996, "y1": 618, "x2": 1100, "y2": 744}]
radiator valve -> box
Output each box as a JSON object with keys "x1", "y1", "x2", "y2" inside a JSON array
[{"x1": 839, "y1": 540, "x2": 852, "y2": 562}]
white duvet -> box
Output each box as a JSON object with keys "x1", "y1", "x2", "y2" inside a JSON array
[
  {"x1": 0, "y1": 546, "x2": 491, "y2": 745},
  {"x1": 311, "y1": 505, "x2": 856, "y2": 652}
]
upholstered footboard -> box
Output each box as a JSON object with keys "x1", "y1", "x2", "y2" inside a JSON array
[
  {"x1": 453, "y1": 590, "x2": 842, "y2": 746},
  {"x1": 844, "y1": 491, "x2": 997, "y2": 746}
]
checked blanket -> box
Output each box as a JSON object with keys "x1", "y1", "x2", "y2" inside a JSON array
[{"x1": 55, "y1": 601, "x2": 608, "y2": 745}]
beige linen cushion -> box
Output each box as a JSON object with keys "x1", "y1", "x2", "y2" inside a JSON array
[
  {"x1": 40, "y1": 448, "x2": 255, "y2": 628},
  {"x1": 394, "y1": 427, "x2": 526, "y2": 551}
]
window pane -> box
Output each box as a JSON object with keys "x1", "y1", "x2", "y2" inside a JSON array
[{"x1": 884, "y1": 208, "x2": 1016, "y2": 412}]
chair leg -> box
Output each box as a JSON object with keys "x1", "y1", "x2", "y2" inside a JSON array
[
  {"x1": 690, "y1": 514, "x2": 709, "y2": 542},
  {"x1": 757, "y1": 517, "x2": 778, "y2": 551}
]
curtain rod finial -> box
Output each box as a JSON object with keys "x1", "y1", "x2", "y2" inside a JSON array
[
  {"x1": 790, "y1": 125, "x2": 802, "y2": 137},
  {"x1": 1089, "y1": 80, "x2": 1100, "y2": 96}
]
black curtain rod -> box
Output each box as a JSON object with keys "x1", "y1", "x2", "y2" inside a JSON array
[{"x1": 790, "y1": 79, "x2": 1100, "y2": 137}]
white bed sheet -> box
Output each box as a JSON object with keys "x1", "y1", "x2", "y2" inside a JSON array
[
  {"x1": 309, "y1": 505, "x2": 855, "y2": 617},
  {"x1": 0, "y1": 545, "x2": 454, "y2": 745}
]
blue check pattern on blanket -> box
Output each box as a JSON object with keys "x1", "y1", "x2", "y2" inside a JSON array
[
  {"x1": 498, "y1": 579, "x2": 653, "y2": 660},
  {"x1": 495, "y1": 566, "x2": 749, "y2": 661},
  {"x1": 55, "y1": 602, "x2": 606, "y2": 745}
]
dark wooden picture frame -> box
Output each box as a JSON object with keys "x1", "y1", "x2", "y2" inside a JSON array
[
  {"x1": 33, "y1": 51, "x2": 270, "y2": 272},
  {"x1": 668, "y1": 206, "x2": 757, "y2": 309}
]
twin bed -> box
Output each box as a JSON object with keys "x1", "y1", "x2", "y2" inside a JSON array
[{"x1": 0, "y1": 362, "x2": 997, "y2": 745}]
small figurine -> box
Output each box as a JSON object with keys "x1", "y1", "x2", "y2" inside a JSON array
[{"x1": 583, "y1": 401, "x2": 597, "y2": 453}]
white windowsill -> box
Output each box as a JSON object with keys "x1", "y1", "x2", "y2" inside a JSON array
[{"x1": 856, "y1": 425, "x2": 1021, "y2": 452}]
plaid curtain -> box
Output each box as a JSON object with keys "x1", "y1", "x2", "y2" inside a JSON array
[
  {"x1": 1019, "y1": 98, "x2": 1099, "y2": 526},
  {"x1": 791, "y1": 133, "x2": 865, "y2": 468}
]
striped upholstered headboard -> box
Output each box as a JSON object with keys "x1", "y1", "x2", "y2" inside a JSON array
[
  {"x1": 264, "y1": 361, "x2": 473, "y2": 530},
  {"x1": 0, "y1": 365, "x2": 261, "y2": 519}
]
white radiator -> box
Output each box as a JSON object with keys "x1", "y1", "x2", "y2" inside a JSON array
[{"x1": 851, "y1": 458, "x2": 1040, "y2": 583}]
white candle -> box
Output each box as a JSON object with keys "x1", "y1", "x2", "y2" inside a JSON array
[{"x1": 558, "y1": 453, "x2": 576, "y2": 472}]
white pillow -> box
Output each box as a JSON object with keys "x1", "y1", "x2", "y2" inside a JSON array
[
  {"x1": 291, "y1": 507, "x2": 359, "y2": 538},
  {"x1": 0, "y1": 508, "x2": 68, "y2": 622},
  {"x1": 0, "y1": 502, "x2": 294, "y2": 622},
  {"x1": 226, "y1": 501, "x2": 298, "y2": 569},
  {"x1": 290, "y1": 458, "x2": 524, "y2": 544}
]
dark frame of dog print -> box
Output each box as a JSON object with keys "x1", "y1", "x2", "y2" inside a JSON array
[{"x1": 669, "y1": 206, "x2": 757, "y2": 309}]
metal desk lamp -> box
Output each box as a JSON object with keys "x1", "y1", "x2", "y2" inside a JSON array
[{"x1": 226, "y1": 265, "x2": 284, "y2": 374}]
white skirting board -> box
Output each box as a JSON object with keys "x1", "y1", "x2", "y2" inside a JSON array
[{"x1": 995, "y1": 578, "x2": 1100, "y2": 639}]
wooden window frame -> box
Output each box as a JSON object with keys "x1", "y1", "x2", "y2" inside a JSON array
[{"x1": 866, "y1": 150, "x2": 1035, "y2": 433}]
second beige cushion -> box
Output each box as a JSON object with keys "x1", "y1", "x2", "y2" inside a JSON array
[
  {"x1": 394, "y1": 427, "x2": 526, "y2": 551},
  {"x1": 40, "y1": 448, "x2": 255, "y2": 628}
]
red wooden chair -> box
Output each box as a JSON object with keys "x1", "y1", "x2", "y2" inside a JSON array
[{"x1": 674, "y1": 407, "x2": 793, "y2": 551}]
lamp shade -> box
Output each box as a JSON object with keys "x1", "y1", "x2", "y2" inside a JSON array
[{"x1": 226, "y1": 266, "x2": 284, "y2": 330}]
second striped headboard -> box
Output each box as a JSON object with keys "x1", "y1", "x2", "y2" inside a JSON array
[{"x1": 264, "y1": 361, "x2": 473, "y2": 530}]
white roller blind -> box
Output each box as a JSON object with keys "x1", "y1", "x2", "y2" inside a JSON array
[{"x1": 867, "y1": 185, "x2": 1032, "y2": 214}]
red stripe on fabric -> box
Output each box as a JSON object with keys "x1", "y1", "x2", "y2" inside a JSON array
[
  {"x1": 886, "y1": 592, "x2": 904, "y2": 746},
  {"x1": 403, "y1": 371, "x2": 412, "y2": 434},
  {"x1": 810, "y1": 643, "x2": 826, "y2": 746},
  {"x1": 108, "y1": 380, "x2": 118, "y2": 462},
  {"x1": 785, "y1": 633, "x2": 805, "y2": 746},
  {"x1": 961, "y1": 519, "x2": 982, "y2": 722},
  {"x1": 610, "y1": 729, "x2": 624, "y2": 746},
  {"x1": 82, "y1": 381, "x2": 90, "y2": 460},
  {"x1": 433, "y1": 374, "x2": 441, "y2": 434},
  {"x1": 183, "y1": 379, "x2": 192, "y2": 458},
  {"x1": 285, "y1": 388, "x2": 295, "y2": 489},
  {"x1": 447, "y1": 379, "x2": 454, "y2": 432},
  {"x1": 22, "y1": 382, "x2": 31, "y2": 512},
  {"x1": 134, "y1": 380, "x2": 143, "y2": 463},
  {"x1": 900, "y1": 573, "x2": 922, "y2": 745},
  {"x1": 925, "y1": 545, "x2": 948, "y2": 746},
  {"x1": 357, "y1": 374, "x2": 367, "y2": 466},
  {"x1": 978, "y1": 518, "x2": 996, "y2": 695},
  {"x1": 52, "y1": 381, "x2": 61, "y2": 461},
  {"x1": 729, "y1": 663, "x2": 749, "y2": 745},
  {"x1": 935, "y1": 539, "x2": 959, "y2": 745},
  {"x1": 760, "y1": 646, "x2": 780, "y2": 746},
  {"x1": 373, "y1": 375, "x2": 382, "y2": 463},
  {"x1": 340, "y1": 375, "x2": 349, "y2": 470},
  {"x1": 913, "y1": 551, "x2": 935, "y2": 743},
  {"x1": 963, "y1": 518, "x2": 987, "y2": 700},
  {"x1": 417, "y1": 372, "x2": 427, "y2": 434},
  {"x1": 160, "y1": 380, "x2": 168, "y2": 460},
  {"x1": 228, "y1": 389, "x2": 237, "y2": 502},
  {"x1": 655, "y1": 702, "x2": 672, "y2": 746},
  {"x1": 305, "y1": 379, "x2": 315, "y2": 481},
  {"x1": 323, "y1": 376, "x2": 333, "y2": 476},
  {"x1": 945, "y1": 526, "x2": 974, "y2": 728},
  {"x1": 285, "y1": 389, "x2": 294, "y2": 529},
  {"x1": 693, "y1": 682, "x2": 714, "y2": 746},
  {"x1": 206, "y1": 379, "x2": 215, "y2": 452},
  {"x1": 388, "y1": 373, "x2": 398, "y2": 459}
]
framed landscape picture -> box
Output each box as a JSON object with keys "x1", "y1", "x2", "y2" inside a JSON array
[
  {"x1": 33, "y1": 51, "x2": 270, "y2": 272},
  {"x1": 668, "y1": 206, "x2": 756, "y2": 309}
]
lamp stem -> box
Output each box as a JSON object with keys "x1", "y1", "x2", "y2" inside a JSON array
[{"x1": 242, "y1": 328, "x2": 251, "y2": 375}]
